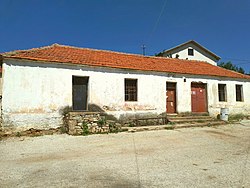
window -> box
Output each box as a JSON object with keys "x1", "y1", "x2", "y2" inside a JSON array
[
  {"x1": 125, "y1": 79, "x2": 137, "y2": 101},
  {"x1": 188, "y1": 48, "x2": 194, "y2": 56},
  {"x1": 236, "y1": 85, "x2": 243, "y2": 102},
  {"x1": 218, "y1": 84, "x2": 227, "y2": 102}
]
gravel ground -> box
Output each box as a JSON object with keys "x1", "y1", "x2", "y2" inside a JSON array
[{"x1": 0, "y1": 122, "x2": 250, "y2": 188}]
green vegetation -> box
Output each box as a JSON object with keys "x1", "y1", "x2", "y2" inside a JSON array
[
  {"x1": 128, "y1": 122, "x2": 135, "y2": 127},
  {"x1": 168, "y1": 121, "x2": 176, "y2": 125},
  {"x1": 82, "y1": 122, "x2": 90, "y2": 136},
  {"x1": 16, "y1": 132, "x2": 21, "y2": 137},
  {"x1": 60, "y1": 126, "x2": 67, "y2": 134},
  {"x1": 228, "y1": 113, "x2": 246, "y2": 121},
  {"x1": 97, "y1": 118, "x2": 106, "y2": 127},
  {"x1": 108, "y1": 123, "x2": 119, "y2": 133},
  {"x1": 164, "y1": 125, "x2": 174, "y2": 130},
  {"x1": 218, "y1": 61, "x2": 245, "y2": 74}
]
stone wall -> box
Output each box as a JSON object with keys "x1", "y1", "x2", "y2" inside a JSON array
[{"x1": 65, "y1": 112, "x2": 122, "y2": 135}]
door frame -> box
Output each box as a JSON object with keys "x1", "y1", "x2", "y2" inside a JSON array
[
  {"x1": 191, "y1": 82, "x2": 208, "y2": 113},
  {"x1": 72, "y1": 76, "x2": 89, "y2": 111},
  {"x1": 166, "y1": 82, "x2": 177, "y2": 113}
]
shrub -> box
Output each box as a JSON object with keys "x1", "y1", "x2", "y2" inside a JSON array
[
  {"x1": 228, "y1": 113, "x2": 246, "y2": 121},
  {"x1": 82, "y1": 122, "x2": 90, "y2": 136},
  {"x1": 97, "y1": 118, "x2": 106, "y2": 127}
]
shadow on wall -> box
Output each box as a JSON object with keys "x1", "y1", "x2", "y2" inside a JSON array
[
  {"x1": 59, "y1": 106, "x2": 73, "y2": 116},
  {"x1": 88, "y1": 103, "x2": 118, "y2": 121},
  {"x1": 59, "y1": 103, "x2": 166, "y2": 125},
  {"x1": 88, "y1": 103, "x2": 165, "y2": 124}
]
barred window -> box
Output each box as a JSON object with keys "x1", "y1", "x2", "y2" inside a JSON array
[
  {"x1": 236, "y1": 85, "x2": 243, "y2": 102},
  {"x1": 125, "y1": 79, "x2": 137, "y2": 101},
  {"x1": 218, "y1": 84, "x2": 227, "y2": 102}
]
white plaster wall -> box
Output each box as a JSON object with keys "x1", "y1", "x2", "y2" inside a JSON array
[
  {"x1": 171, "y1": 50, "x2": 216, "y2": 65},
  {"x1": 177, "y1": 76, "x2": 250, "y2": 116},
  {"x1": 206, "y1": 79, "x2": 250, "y2": 116},
  {"x1": 2, "y1": 59, "x2": 250, "y2": 130},
  {"x1": 2, "y1": 59, "x2": 168, "y2": 130}
]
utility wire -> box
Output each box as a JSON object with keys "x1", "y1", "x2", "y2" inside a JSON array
[{"x1": 147, "y1": 0, "x2": 168, "y2": 44}]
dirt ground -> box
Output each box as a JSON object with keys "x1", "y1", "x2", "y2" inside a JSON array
[{"x1": 0, "y1": 122, "x2": 250, "y2": 188}]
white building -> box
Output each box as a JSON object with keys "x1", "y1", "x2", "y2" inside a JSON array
[
  {"x1": 157, "y1": 40, "x2": 220, "y2": 65},
  {"x1": 1, "y1": 44, "x2": 249, "y2": 131}
]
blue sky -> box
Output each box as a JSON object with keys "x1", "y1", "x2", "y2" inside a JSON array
[{"x1": 0, "y1": 0, "x2": 250, "y2": 73}]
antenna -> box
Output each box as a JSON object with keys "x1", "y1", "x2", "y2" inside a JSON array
[{"x1": 141, "y1": 44, "x2": 146, "y2": 56}]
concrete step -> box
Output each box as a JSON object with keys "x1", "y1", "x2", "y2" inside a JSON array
[
  {"x1": 174, "y1": 121, "x2": 226, "y2": 129},
  {"x1": 167, "y1": 114, "x2": 218, "y2": 124},
  {"x1": 169, "y1": 118, "x2": 215, "y2": 124},
  {"x1": 168, "y1": 116, "x2": 212, "y2": 120},
  {"x1": 167, "y1": 113, "x2": 209, "y2": 117},
  {"x1": 125, "y1": 121, "x2": 227, "y2": 133},
  {"x1": 167, "y1": 116, "x2": 211, "y2": 119}
]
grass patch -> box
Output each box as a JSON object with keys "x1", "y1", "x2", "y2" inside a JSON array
[
  {"x1": 228, "y1": 113, "x2": 246, "y2": 121},
  {"x1": 60, "y1": 126, "x2": 67, "y2": 134},
  {"x1": 164, "y1": 126, "x2": 174, "y2": 130},
  {"x1": 16, "y1": 132, "x2": 21, "y2": 137},
  {"x1": 168, "y1": 121, "x2": 176, "y2": 125}
]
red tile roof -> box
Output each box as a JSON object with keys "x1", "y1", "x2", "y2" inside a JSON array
[{"x1": 1, "y1": 44, "x2": 250, "y2": 79}]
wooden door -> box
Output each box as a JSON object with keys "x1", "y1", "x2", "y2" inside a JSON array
[
  {"x1": 166, "y1": 82, "x2": 176, "y2": 113},
  {"x1": 191, "y1": 83, "x2": 207, "y2": 113},
  {"x1": 72, "y1": 76, "x2": 89, "y2": 111}
]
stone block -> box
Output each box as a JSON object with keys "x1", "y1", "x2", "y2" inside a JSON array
[
  {"x1": 76, "y1": 130, "x2": 82, "y2": 135},
  {"x1": 68, "y1": 128, "x2": 77, "y2": 135},
  {"x1": 68, "y1": 120, "x2": 77, "y2": 128},
  {"x1": 92, "y1": 123, "x2": 98, "y2": 126}
]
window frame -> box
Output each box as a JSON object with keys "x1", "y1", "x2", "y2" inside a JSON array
[
  {"x1": 124, "y1": 79, "x2": 138, "y2": 102},
  {"x1": 188, "y1": 48, "x2": 194, "y2": 56},
  {"x1": 236, "y1": 84, "x2": 243, "y2": 102},
  {"x1": 218, "y1": 84, "x2": 227, "y2": 102}
]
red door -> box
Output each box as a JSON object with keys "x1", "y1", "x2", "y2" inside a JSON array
[
  {"x1": 191, "y1": 83, "x2": 207, "y2": 113},
  {"x1": 166, "y1": 83, "x2": 176, "y2": 113}
]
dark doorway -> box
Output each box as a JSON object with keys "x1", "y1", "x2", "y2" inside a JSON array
[
  {"x1": 166, "y1": 82, "x2": 176, "y2": 113},
  {"x1": 191, "y1": 83, "x2": 207, "y2": 113},
  {"x1": 72, "y1": 76, "x2": 89, "y2": 111}
]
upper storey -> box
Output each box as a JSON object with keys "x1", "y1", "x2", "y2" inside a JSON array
[{"x1": 157, "y1": 40, "x2": 220, "y2": 66}]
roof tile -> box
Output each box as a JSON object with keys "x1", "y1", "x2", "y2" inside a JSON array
[{"x1": 2, "y1": 44, "x2": 250, "y2": 79}]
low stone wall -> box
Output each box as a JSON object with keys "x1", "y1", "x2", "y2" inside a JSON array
[{"x1": 65, "y1": 112, "x2": 122, "y2": 135}]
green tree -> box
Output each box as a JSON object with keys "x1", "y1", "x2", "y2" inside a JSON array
[{"x1": 218, "y1": 61, "x2": 245, "y2": 74}]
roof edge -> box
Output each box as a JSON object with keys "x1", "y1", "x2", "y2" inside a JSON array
[{"x1": 3, "y1": 55, "x2": 250, "y2": 80}]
